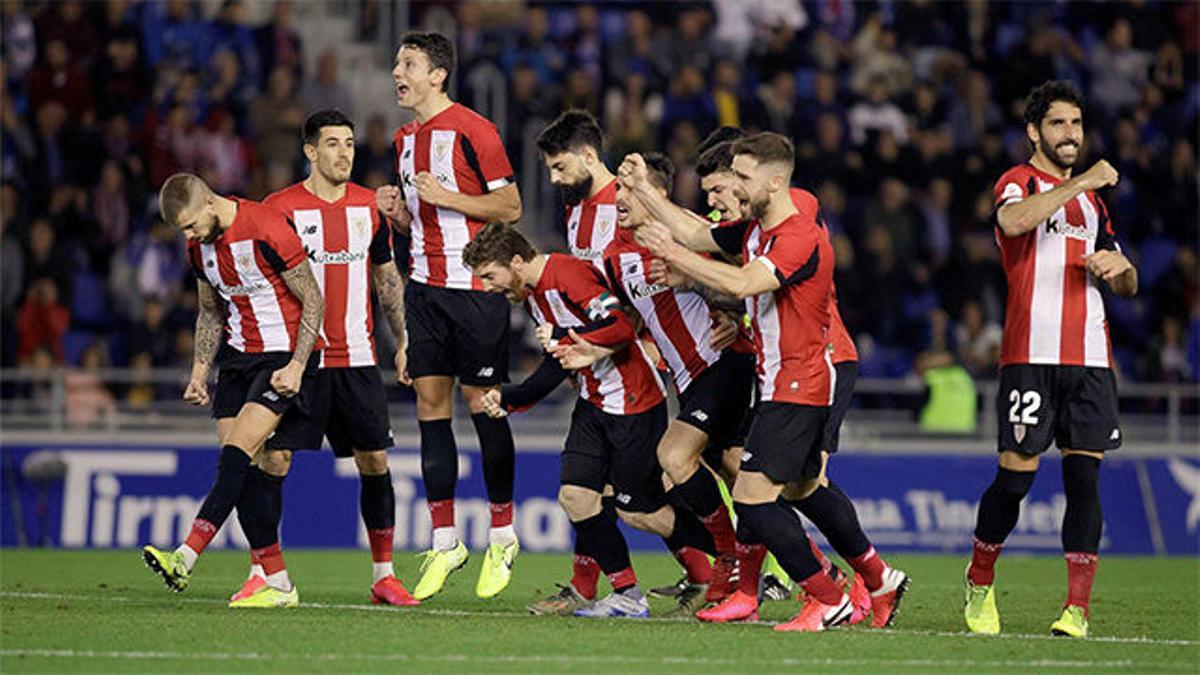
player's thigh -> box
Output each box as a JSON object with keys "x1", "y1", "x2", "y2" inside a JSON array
[
  {"x1": 449, "y1": 289, "x2": 511, "y2": 387},
  {"x1": 996, "y1": 364, "x2": 1057, "y2": 457},
  {"x1": 781, "y1": 451, "x2": 828, "y2": 501},
  {"x1": 608, "y1": 403, "x2": 669, "y2": 514},
  {"x1": 560, "y1": 401, "x2": 610, "y2": 502},
  {"x1": 265, "y1": 365, "x2": 329, "y2": 454},
  {"x1": 403, "y1": 282, "x2": 456, "y2": 381},
  {"x1": 558, "y1": 484, "x2": 603, "y2": 521},
  {"x1": 617, "y1": 504, "x2": 675, "y2": 537},
  {"x1": 323, "y1": 368, "x2": 394, "y2": 458},
  {"x1": 731, "y1": 470, "x2": 784, "y2": 504},
  {"x1": 1058, "y1": 367, "x2": 1122, "y2": 454},
  {"x1": 224, "y1": 402, "x2": 284, "y2": 454},
  {"x1": 656, "y1": 419, "x2": 709, "y2": 479},
  {"x1": 740, "y1": 402, "x2": 827, "y2": 489}
]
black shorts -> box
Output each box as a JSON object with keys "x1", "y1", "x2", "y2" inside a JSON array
[
  {"x1": 561, "y1": 399, "x2": 668, "y2": 513},
  {"x1": 678, "y1": 350, "x2": 754, "y2": 469},
  {"x1": 741, "y1": 401, "x2": 828, "y2": 483},
  {"x1": 404, "y1": 281, "x2": 509, "y2": 385},
  {"x1": 211, "y1": 348, "x2": 321, "y2": 449},
  {"x1": 270, "y1": 367, "x2": 395, "y2": 456},
  {"x1": 822, "y1": 361, "x2": 858, "y2": 455},
  {"x1": 997, "y1": 364, "x2": 1121, "y2": 456}
]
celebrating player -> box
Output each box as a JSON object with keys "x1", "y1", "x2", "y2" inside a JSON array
[
  {"x1": 375, "y1": 31, "x2": 523, "y2": 600},
  {"x1": 965, "y1": 81, "x2": 1135, "y2": 638},
  {"x1": 629, "y1": 133, "x2": 908, "y2": 632},
  {"x1": 141, "y1": 174, "x2": 325, "y2": 608},
  {"x1": 219, "y1": 110, "x2": 418, "y2": 608}
]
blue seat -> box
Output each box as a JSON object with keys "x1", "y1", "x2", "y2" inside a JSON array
[{"x1": 70, "y1": 272, "x2": 110, "y2": 329}]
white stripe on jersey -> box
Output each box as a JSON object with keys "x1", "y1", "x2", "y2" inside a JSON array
[
  {"x1": 292, "y1": 209, "x2": 329, "y2": 366},
  {"x1": 230, "y1": 240, "x2": 290, "y2": 351},
  {"x1": 1028, "y1": 180, "x2": 1065, "y2": 364},
  {"x1": 201, "y1": 244, "x2": 244, "y2": 351},
  {"x1": 430, "y1": 129, "x2": 473, "y2": 289},
  {"x1": 1078, "y1": 196, "x2": 1108, "y2": 366},
  {"x1": 345, "y1": 206, "x2": 375, "y2": 366},
  {"x1": 824, "y1": 344, "x2": 837, "y2": 406},
  {"x1": 398, "y1": 134, "x2": 429, "y2": 283}
]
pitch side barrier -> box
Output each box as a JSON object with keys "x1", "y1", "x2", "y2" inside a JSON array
[{"x1": 2, "y1": 432, "x2": 1195, "y2": 556}]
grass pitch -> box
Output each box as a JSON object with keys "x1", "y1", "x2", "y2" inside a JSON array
[{"x1": 0, "y1": 550, "x2": 1196, "y2": 672}]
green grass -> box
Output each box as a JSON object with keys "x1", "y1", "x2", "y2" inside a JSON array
[{"x1": 0, "y1": 550, "x2": 1196, "y2": 673}]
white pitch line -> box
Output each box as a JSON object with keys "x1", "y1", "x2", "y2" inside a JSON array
[
  {"x1": 3, "y1": 591, "x2": 1198, "y2": 648},
  {"x1": 0, "y1": 648, "x2": 1165, "y2": 670}
]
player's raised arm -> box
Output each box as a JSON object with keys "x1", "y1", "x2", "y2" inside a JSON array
[
  {"x1": 619, "y1": 153, "x2": 721, "y2": 252},
  {"x1": 639, "y1": 222, "x2": 778, "y2": 300},
  {"x1": 996, "y1": 160, "x2": 1118, "y2": 237}
]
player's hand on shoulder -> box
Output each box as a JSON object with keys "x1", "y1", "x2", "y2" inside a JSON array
[
  {"x1": 551, "y1": 329, "x2": 611, "y2": 370},
  {"x1": 481, "y1": 388, "x2": 506, "y2": 418},
  {"x1": 636, "y1": 221, "x2": 678, "y2": 259},
  {"x1": 1078, "y1": 160, "x2": 1119, "y2": 191},
  {"x1": 534, "y1": 324, "x2": 556, "y2": 351}
]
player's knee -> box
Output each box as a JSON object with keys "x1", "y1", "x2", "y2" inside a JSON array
[
  {"x1": 354, "y1": 449, "x2": 390, "y2": 476},
  {"x1": 780, "y1": 478, "x2": 820, "y2": 501},
  {"x1": 558, "y1": 485, "x2": 602, "y2": 521},
  {"x1": 459, "y1": 385, "x2": 490, "y2": 414},
  {"x1": 259, "y1": 450, "x2": 291, "y2": 477},
  {"x1": 731, "y1": 470, "x2": 779, "y2": 503},
  {"x1": 413, "y1": 379, "x2": 454, "y2": 418},
  {"x1": 657, "y1": 444, "x2": 698, "y2": 483}
]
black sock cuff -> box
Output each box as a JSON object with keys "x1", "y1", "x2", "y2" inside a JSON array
[
  {"x1": 419, "y1": 418, "x2": 453, "y2": 433},
  {"x1": 220, "y1": 445, "x2": 253, "y2": 468},
  {"x1": 470, "y1": 411, "x2": 510, "y2": 431},
  {"x1": 995, "y1": 466, "x2": 1037, "y2": 493},
  {"x1": 360, "y1": 470, "x2": 392, "y2": 487}
]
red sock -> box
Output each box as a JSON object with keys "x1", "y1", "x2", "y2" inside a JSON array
[
  {"x1": 608, "y1": 566, "x2": 638, "y2": 592},
  {"x1": 571, "y1": 554, "x2": 600, "y2": 599},
  {"x1": 847, "y1": 546, "x2": 886, "y2": 592},
  {"x1": 969, "y1": 538, "x2": 1004, "y2": 586},
  {"x1": 489, "y1": 501, "x2": 514, "y2": 528},
  {"x1": 736, "y1": 542, "x2": 766, "y2": 596},
  {"x1": 807, "y1": 535, "x2": 833, "y2": 574},
  {"x1": 672, "y1": 546, "x2": 712, "y2": 585},
  {"x1": 368, "y1": 527, "x2": 394, "y2": 564},
  {"x1": 183, "y1": 518, "x2": 217, "y2": 556},
  {"x1": 799, "y1": 568, "x2": 845, "y2": 605},
  {"x1": 699, "y1": 507, "x2": 737, "y2": 556},
  {"x1": 428, "y1": 499, "x2": 455, "y2": 529},
  {"x1": 1064, "y1": 552, "x2": 1098, "y2": 616},
  {"x1": 251, "y1": 543, "x2": 286, "y2": 575}
]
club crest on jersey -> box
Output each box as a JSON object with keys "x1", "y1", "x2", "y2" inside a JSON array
[
  {"x1": 434, "y1": 142, "x2": 449, "y2": 160},
  {"x1": 596, "y1": 216, "x2": 613, "y2": 234},
  {"x1": 1014, "y1": 423, "x2": 1026, "y2": 443},
  {"x1": 236, "y1": 254, "x2": 252, "y2": 269},
  {"x1": 587, "y1": 293, "x2": 619, "y2": 321}
]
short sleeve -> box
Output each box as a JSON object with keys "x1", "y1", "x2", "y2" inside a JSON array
[
  {"x1": 755, "y1": 221, "x2": 820, "y2": 288},
  {"x1": 993, "y1": 168, "x2": 1033, "y2": 209},
  {"x1": 710, "y1": 221, "x2": 748, "y2": 256},
  {"x1": 369, "y1": 211, "x2": 393, "y2": 264},
  {"x1": 461, "y1": 122, "x2": 515, "y2": 193},
  {"x1": 259, "y1": 212, "x2": 307, "y2": 273}
]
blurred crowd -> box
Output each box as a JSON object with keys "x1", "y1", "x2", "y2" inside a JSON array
[{"x1": 1, "y1": 0, "x2": 1197, "y2": 408}]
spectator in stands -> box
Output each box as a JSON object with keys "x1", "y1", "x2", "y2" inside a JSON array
[
  {"x1": 300, "y1": 49, "x2": 353, "y2": 116},
  {"x1": 746, "y1": 67, "x2": 798, "y2": 136},
  {"x1": 34, "y1": 0, "x2": 100, "y2": 72},
  {"x1": 65, "y1": 340, "x2": 117, "y2": 430},
  {"x1": 2, "y1": 0, "x2": 37, "y2": 87},
  {"x1": 848, "y1": 76, "x2": 910, "y2": 145},
  {"x1": 200, "y1": 109, "x2": 254, "y2": 195},
  {"x1": 206, "y1": 49, "x2": 255, "y2": 123},
  {"x1": 128, "y1": 297, "x2": 174, "y2": 367},
  {"x1": 352, "y1": 114, "x2": 396, "y2": 186},
  {"x1": 955, "y1": 300, "x2": 1002, "y2": 377},
  {"x1": 660, "y1": 65, "x2": 716, "y2": 144},
  {"x1": 89, "y1": 160, "x2": 131, "y2": 274},
  {"x1": 254, "y1": 0, "x2": 303, "y2": 86},
  {"x1": 16, "y1": 278, "x2": 69, "y2": 363},
  {"x1": 23, "y1": 218, "x2": 72, "y2": 299},
  {"x1": 26, "y1": 39, "x2": 94, "y2": 123},
  {"x1": 501, "y1": 6, "x2": 565, "y2": 85},
  {"x1": 1091, "y1": 18, "x2": 1153, "y2": 119},
  {"x1": 248, "y1": 66, "x2": 305, "y2": 169},
  {"x1": 206, "y1": 0, "x2": 261, "y2": 88},
  {"x1": 94, "y1": 27, "x2": 149, "y2": 120}
]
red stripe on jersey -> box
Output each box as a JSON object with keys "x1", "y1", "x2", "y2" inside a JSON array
[
  {"x1": 413, "y1": 131, "x2": 448, "y2": 286},
  {"x1": 322, "y1": 207, "x2": 351, "y2": 363},
  {"x1": 451, "y1": 139, "x2": 485, "y2": 291},
  {"x1": 216, "y1": 246, "x2": 265, "y2": 349},
  {"x1": 998, "y1": 232, "x2": 1035, "y2": 365}
]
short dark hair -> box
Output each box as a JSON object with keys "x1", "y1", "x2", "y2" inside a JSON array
[
  {"x1": 697, "y1": 126, "x2": 746, "y2": 158},
  {"x1": 159, "y1": 173, "x2": 211, "y2": 225},
  {"x1": 400, "y1": 31, "x2": 455, "y2": 91},
  {"x1": 1023, "y1": 80, "x2": 1084, "y2": 127},
  {"x1": 641, "y1": 152, "x2": 675, "y2": 195},
  {"x1": 303, "y1": 109, "x2": 355, "y2": 146},
  {"x1": 463, "y1": 223, "x2": 537, "y2": 270},
  {"x1": 536, "y1": 109, "x2": 604, "y2": 156},
  {"x1": 697, "y1": 141, "x2": 736, "y2": 178},
  {"x1": 730, "y1": 132, "x2": 794, "y2": 167}
]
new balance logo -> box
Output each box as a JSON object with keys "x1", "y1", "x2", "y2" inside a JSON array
[
  {"x1": 616, "y1": 493, "x2": 632, "y2": 505},
  {"x1": 1110, "y1": 428, "x2": 1120, "y2": 441},
  {"x1": 304, "y1": 225, "x2": 318, "y2": 235},
  {"x1": 741, "y1": 451, "x2": 752, "y2": 462},
  {"x1": 262, "y1": 391, "x2": 280, "y2": 402},
  {"x1": 476, "y1": 366, "x2": 495, "y2": 378},
  {"x1": 690, "y1": 410, "x2": 709, "y2": 423}
]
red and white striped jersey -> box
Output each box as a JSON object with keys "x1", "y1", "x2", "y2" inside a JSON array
[
  {"x1": 604, "y1": 233, "x2": 720, "y2": 393},
  {"x1": 394, "y1": 103, "x2": 515, "y2": 290},
  {"x1": 525, "y1": 254, "x2": 664, "y2": 415},
  {"x1": 264, "y1": 182, "x2": 392, "y2": 368},
  {"x1": 713, "y1": 212, "x2": 836, "y2": 406},
  {"x1": 788, "y1": 187, "x2": 857, "y2": 364},
  {"x1": 993, "y1": 164, "x2": 1119, "y2": 368},
  {"x1": 187, "y1": 199, "x2": 313, "y2": 354},
  {"x1": 566, "y1": 178, "x2": 619, "y2": 272}
]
